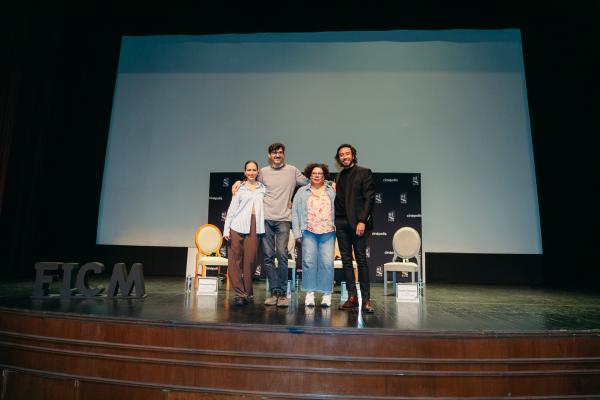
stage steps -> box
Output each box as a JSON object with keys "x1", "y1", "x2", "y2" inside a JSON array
[{"x1": 1, "y1": 308, "x2": 600, "y2": 399}]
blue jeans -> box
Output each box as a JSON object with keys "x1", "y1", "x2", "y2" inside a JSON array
[
  {"x1": 301, "y1": 230, "x2": 335, "y2": 294},
  {"x1": 263, "y1": 220, "x2": 291, "y2": 295}
]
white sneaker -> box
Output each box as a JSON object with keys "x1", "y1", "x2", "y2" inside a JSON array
[
  {"x1": 305, "y1": 292, "x2": 315, "y2": 307},
  {"x1": 321, "y1": 294, "x2": 332, "y2": 307}
]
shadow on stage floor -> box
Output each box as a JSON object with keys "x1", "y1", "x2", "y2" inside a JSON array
[{"x1": 1, "y1": 276, "x2": 600, "y2": 332}]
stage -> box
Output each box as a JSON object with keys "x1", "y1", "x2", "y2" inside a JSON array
[
  {"x1": 2, "y1": 277, "x2": 600, "y2": 398},
  {"x1": 1, "y1": 277, "x2": 600, "y2": 332}
]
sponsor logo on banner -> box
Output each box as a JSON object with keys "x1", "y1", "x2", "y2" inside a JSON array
[
  {"x1": 209, "y1": 196, "x2": 223, "y2": 201},
  {"x1": 371, "y1": 232, "x2": 387, "y2": 236},
  {"x1": 222, "y1": 178, "x2": 229, "y2": 187},
  {"x1": 412, "y1": 175, "x2": 420, "y2": 186},
  {"x1": 400, "y1": 193, "x2": 407, "y2": 204},
  {"x1": 387, "y1": 211, "x2": 395, "y2": 222},
  {"x1": 384, "y1": 250, "x2": 394, "y2": 255},
  {"x1": 221, "y1": 211, "x2": 227, "y2": 222},
  {"x1": 375, "y1": 193, "x2": 383, "y2": 204},
  {"x1": 406, "y1": 214, "x2": 422, "y2": 218},
  {"x1": 376, "y1": 265, "x2": 383, "y2": 277},
  {"x1": 366, "y1": 246, "x2": 371, "y2": 258},
  {"x1": 382, "y1": 178, "x2": 398, "y2": 183}
]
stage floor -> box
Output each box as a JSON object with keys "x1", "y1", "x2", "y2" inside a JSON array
[{"x1": 1, "y1": 277, "x2": 600, "y2": 332}]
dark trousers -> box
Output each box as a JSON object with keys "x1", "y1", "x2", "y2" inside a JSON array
[
  {"x1": 335, "y1": 217, "x2": 370, "y2": 300},
  {"x1": 228, "y1": 215, "x2": 258, "y2": 299}
]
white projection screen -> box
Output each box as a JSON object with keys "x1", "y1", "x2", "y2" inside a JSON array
[{"x1": 97, "y1": 30, "x2": 542, "y2": 255}]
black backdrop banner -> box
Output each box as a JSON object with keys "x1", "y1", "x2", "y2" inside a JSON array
[{"x1": 208, "y1": 172, "x2": 422, "y2": 283}]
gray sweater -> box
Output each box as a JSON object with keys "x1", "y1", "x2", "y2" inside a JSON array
[{"x1": 258, "y1": 164, "x2": 308, "y2": 221}]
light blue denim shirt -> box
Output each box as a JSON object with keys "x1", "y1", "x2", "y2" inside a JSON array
[
  {"x1": 292, "y1": 183, "x2": 336, "y2": 239},
  {"x1": 223, "y1": 181, "x2": 266, "y2": 237}
]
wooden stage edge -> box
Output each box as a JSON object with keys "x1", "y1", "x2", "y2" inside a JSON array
[{"x1": 1, "y1": 307, "x2": 600, "y2": 399}]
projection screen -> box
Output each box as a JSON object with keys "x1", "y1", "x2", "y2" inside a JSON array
[{"x1": 97, "y1": 30, "x2": 541, "y2": 254}]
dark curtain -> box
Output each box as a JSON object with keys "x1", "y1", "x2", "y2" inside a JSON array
[
  {"x1": 0, "y1": 16, "x2": 29, "y2": 216},
  {"x1": 0, "y1": 13, "x2": 120, "y2": 277}
]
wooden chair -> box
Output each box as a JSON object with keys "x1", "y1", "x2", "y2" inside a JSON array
[{"x1": 194, "y1": 224, "x2": 229, "y2": 289}]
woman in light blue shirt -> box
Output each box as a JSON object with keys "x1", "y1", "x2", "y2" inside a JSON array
[{"x1": 223, "y1": 161, "x2": 266, "y2": 306}]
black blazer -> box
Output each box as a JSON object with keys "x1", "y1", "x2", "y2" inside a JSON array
[{"x1": 336, "y1": 165, "x2": 375, "y2": 231}]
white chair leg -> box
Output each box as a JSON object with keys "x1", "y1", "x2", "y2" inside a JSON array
[{"x1": 383, "y1": 270, "x2": 387, "y2": 296}]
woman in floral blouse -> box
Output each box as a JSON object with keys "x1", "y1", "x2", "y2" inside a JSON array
[{"x1": 292, "y1": 163, "x2": 336, "y2": 307}]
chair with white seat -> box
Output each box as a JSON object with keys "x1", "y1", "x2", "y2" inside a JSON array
[
  {"x1": 383, "y1": 227, "x2": 422, "y2": 296},
  {"x1": 194, "y1": 224, "x2": 229, "y2": 289}
]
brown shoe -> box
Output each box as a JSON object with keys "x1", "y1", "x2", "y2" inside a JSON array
[
  {"x1": 276, "y1": 296, "x2": 289, "y2": 307},
  {"x1": 362, "y1": 299, "x2": 375, "y2": 313},
  {"x1": 264, "y1": 295, "x2": 278, "y2": 306},
  {"x1": 339, "y1": 295, "x2": 359, "y2": 310}
]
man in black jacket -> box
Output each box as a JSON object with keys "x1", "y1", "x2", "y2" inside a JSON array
[{"x1": 334, "y1": 144, "x2": 376, "y2": 313}]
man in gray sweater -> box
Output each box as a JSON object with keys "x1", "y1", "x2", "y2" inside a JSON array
[
  {"x1": 259, "y1": 143, "x2": 308, "y2": 307},
  {"x1": 233, "y1": 143, "x2": 307, "y2": 307}
]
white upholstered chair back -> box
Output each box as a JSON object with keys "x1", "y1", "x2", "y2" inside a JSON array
[{"x1": 393, "y1": 227, "x2": 421, "y2": 260}]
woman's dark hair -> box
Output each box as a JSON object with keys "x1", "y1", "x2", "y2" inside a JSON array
[
  {"x1": 303, "y1": 163, "x2": 330, "y2": 181},
  {"x1": 243, "y1": 160, "x2": 259, "y2": 180},
  {"x1": 334, "y1": 143, "x2": 357, "y2": 168}
]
